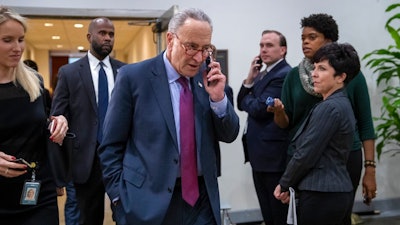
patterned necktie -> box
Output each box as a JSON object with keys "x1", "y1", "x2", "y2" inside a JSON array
[
  {"x1": 97, "y1": 62, "x2": 108, "y2": 143},
  {"x1": 177, "y1": 76, "x2": 199, "y2": 206}
]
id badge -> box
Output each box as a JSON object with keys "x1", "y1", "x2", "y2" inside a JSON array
[{"x1": 20, "y1": 181, "x2": 41, "y2": 205}]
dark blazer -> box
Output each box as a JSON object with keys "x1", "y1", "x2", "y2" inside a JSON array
[
  {"x1": 237, "y1": 59, "x2": 291, "y2": 172},
  {"x1": 50, "y1": 55, "x2": 126, "y2": 183},
  {"x1": 216, "y1": 84, "x2": 234, "y2": 177},
  {"x1": 280, "y1": 89, "x2": 355, "y2": 192},
  {"x1": 98, "y1": 52, "x2": 240, "y2": 225}
]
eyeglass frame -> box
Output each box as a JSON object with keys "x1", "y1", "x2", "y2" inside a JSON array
[{"x1": 173, "y1": 33, "x2": 213, "y2": 57}]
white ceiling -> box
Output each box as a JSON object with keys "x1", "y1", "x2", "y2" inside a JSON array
[
  {"x1": 15, "y1": 6, "x2": 176, "y2": 53},
  {"x1": 25, "y1": 18, "x2": 150, "y2": 53}
]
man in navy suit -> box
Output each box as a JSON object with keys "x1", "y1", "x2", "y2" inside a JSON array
[
  {"x1": 51, "y1": 17, "x2": 125, "y2": 225},
  {"x1": 98, "y1": 8, "x2": 239, "y2": 225},
  {"x1": 237, "y1": 30, "x2": 291, "y2": 225}
]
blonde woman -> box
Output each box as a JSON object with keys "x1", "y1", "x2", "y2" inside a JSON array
[{"x1": 0, "y1": 6, "x2": 68, "y2": 225}]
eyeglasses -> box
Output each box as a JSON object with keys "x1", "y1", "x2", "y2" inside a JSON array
[{"x1": 174, "y1": 34, "x2": 212, "y2": 57}]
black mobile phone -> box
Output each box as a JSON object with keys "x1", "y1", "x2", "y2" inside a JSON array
[
  {"x1": 205, "y1": 54, "x2": 212, "y2": 73},
  {"x1": 205, "y1": 53, "x2": 213, "y2": 85},
  {"x1": 256, "y1": 56, "x2": 263, "y2": 70}
]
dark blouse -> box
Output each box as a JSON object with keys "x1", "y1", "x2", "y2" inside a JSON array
[{"x1": 0, "y1": 82, "x2": 58, "y2": 224}]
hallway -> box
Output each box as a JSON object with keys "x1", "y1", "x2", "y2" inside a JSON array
[
  {"x1": 58, "y1": 194, "x2": 114, "y2": 225},
  {"x1": 57, "y1": 194, "x2": 400, "y2": 225}
]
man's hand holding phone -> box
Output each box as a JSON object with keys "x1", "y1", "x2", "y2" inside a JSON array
[
  {"x1": 203, "y1": 51, "x2": 226, "y2": 102},
  {"x1": 255, "y1": 56, "x2": 263, "y2": 70},
  {"x1": 48, "y1": 115, "x2": 69, "y2": 145}
]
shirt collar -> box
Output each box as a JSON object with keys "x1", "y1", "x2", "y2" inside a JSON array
[
  {"x1": 88, "y1": 50, "x2": 111, "y2": 69},
  {"x1": 266, "y1": 58, "x2": 283, "y2": 73},
  {"x1": 163, "y1": 51, "x2": 181, "y2": 84}
]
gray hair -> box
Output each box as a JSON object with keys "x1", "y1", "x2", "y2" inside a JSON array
[{"x1": 168, "y1": 8, "x2": 213, "y2": 33}]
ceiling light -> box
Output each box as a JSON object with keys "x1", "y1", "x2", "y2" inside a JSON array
[
  {"x1": 52, "y1": 36, "x2": 60, "y2": 40},
  {"x1": 74, "y1": 23, "x2": 84, "y2": 28},
  {"x1": 44, "y1": 23, "x2": 53, "y2": 27},
  {"x1": 77, "y1": 46, "x2": 84, "y2": 50},
  {"x1": 56, "y1": 45, "x2": 63, "y2": 48}
]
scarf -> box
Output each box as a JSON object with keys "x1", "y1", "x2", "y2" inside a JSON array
[{"x1": 298, "y1": 58, "x2": 321, "y2": 97}]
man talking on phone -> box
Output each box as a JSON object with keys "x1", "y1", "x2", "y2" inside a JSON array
[
  {"x1": 237, "y1": 30, "x2": 291, "y2": 225},
  {"x1": 98, "y1": 8, "x2": 239, "y2": 225}
]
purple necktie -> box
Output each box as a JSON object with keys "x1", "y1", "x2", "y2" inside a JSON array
[{"x1": 178, "y1": 76, "x2": 199, "y2": 206}]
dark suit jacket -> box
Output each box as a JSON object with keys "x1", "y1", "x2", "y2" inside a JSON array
[
  {"x1": 237, "y1": 59, "x2": 291, "y2": 172},
  {"x1": 97, "y1": 52, "x2": 240, "y2": 225},
  {"x1": 216, "y1": 84, "x2": 234, "y2": 177},
  {"x1": 50, "y1": 55, "x2": 126, "y2": 184},
  {"x1": 280, "y1": 89, "x2": 355, "y2": 192}
]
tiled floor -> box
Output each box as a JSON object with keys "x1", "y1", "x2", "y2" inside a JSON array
[
  {"x1": 357, "y1": 208, "x2": 400, "y2": 225},
  {"x1": 58, "y1": 194, "x2": 400, "y2": 225},
  {"x1": 361, "y1": 216, "x2": 400, "y2": 225},
  {"x1": 57, "y1": 194, "x2": 114, "y2": 225},
  {"x1": 237, "y1": 216, "x2": 400, "y2": 225}
]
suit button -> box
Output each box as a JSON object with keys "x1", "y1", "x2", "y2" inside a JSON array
[
  {"x1": 173, "y1": 159, "x2": 178, "y2": 164},
  {"x1": 168, "y1": 187, "x2": 172, "y2": 193}
]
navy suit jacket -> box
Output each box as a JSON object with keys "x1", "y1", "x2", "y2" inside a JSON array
[
  {"x1": 98, "y1": 52, "x2": 240, "y2": 225},
  {"x1": 51, "y1": 55, "x2": 126, "y2": 183},
  {"x1": 237, "y1": 59, "x2": 291, "y2": 172},
  {"x1": 280, "y1": 89, "x2": 355, "y2": 192}
]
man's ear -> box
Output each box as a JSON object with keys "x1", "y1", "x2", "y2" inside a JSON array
[{"x1": 166, "y1": 32, "x2": 174, "y2": 47}]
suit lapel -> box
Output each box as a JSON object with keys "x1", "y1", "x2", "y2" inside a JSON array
[
  {"x1": 78, "y1": 56, "x2": 98, "y2": 114},
  {"x1": 191, "y1": 75, "x2": 208, "y2": 154},
  {"x1": 109, "y1": 58, "x2": 122, "y2": 79},
  {"x1": 292, "y1": 103, "x2": 319, "y2": 142},
  {"x1": 253, "y1": 71, "x2": 272, "y2": 96},
  {"x1": 149, "y1": 57, "x2": 179, "y2": 151},
  {"x1": 254, "y1": 60, "x2": 286, "y2": 95}
]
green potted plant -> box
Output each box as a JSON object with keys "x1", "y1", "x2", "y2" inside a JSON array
[{"x1": 363, "y1": 3, "x2": 400, "y2": 159}]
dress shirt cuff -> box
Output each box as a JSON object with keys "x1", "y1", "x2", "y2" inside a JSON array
[
  {"x1": 210, "y1": 94, "x2": 228, "y2": 118},
  {"x1": 243, "y1": 79, "x2": 254, "y2": 89},
  {"x1": 112, "y1": 196, "x2": 120, "y2": 205}
]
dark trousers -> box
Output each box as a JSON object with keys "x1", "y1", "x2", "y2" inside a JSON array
[
  {"x1": 343, "y1": 150, "x2": 363, "y2": 225},
  {"x1": 252, "y1": 170, "x2": 288, "y2": 225},
  {"x1": 162, "y1": 177, "x2": 217, "y2": 225},
  {"x1": 74, "y1": 155, "x2": 105, "y2": 225},
  {"x1": 298, "y1": 190, "x2": 352, "y2": 225},
  {"x1": 65, "y1": 181, "x2": 80, "y2": 225}
]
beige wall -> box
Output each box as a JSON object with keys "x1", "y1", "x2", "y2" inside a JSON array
[
  {"x1": 35, "y1": 50, "x2": 51, "y2": 90},
  {"x1": 24, "y1": 26, "x2": 158, "y2": 91},
  {"x1": 23, "y1": 44, "x2": 51, "y2": 90},
  {"x1": 124, "y1": 26, "x2": 159, "y2": 63}
]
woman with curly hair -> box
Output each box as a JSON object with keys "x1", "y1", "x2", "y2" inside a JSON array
[{"x1": 272, "y1": 14, "x2": 377, "y2": 225}]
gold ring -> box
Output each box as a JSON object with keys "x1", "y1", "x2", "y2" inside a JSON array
[{"x1": 5, "y1": 168, "x2": 9, "y2": 175}]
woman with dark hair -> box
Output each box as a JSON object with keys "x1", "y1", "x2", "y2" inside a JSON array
[
  {"x1": 272, "y1": 13, "x2": 377, "y2": 225},
  {"x1": 274, "y1": 42, "x2": 361, "y2": 225}
]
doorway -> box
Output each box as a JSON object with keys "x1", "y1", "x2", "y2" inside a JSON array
[{"x1": 14, "y1": 5, "x2": 177, "y2": 91}]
